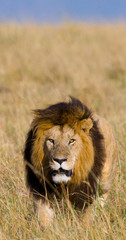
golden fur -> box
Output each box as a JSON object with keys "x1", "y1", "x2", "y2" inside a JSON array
[
  {"x1": 24, "y1": 97, "x2": 117, "y2": 226},
  {"x1": 93, "y1": 114, "x2": 117, "y2": 192}
]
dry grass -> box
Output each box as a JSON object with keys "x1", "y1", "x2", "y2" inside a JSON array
[{"x1": 0, "y1": 23, "x2": 126, "y2": 240}]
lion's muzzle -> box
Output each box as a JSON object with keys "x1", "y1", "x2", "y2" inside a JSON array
[
  {"x1": 51, "y1": 168, "x2": 72, "y2": 184},
  {"x1": 53, "y1": 158, "x2": 67, "y2": 165},
  {"x1": 51, "y1": 168, "x2": 72, "y2": 177}
]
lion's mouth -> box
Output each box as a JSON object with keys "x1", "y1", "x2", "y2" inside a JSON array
[{"x1": 51, "y1": 168, "x2": 72, "y2": 177}]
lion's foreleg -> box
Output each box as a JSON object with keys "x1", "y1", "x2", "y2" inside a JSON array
[{"x1": 33, "y1": 198, "x2": 54, "y2": 227}]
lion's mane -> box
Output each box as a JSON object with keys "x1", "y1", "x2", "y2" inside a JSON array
[{"x1": 24, "y1": 97, "x2": 106, "y2": 208}]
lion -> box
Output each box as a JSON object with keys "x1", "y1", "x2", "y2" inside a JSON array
[{"x1": 24, "y1": 97, "x2": 117, "y2": 226}]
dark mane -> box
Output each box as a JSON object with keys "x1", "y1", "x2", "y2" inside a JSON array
[
  {"x1": 24, "y1": 97, "x2": 106, "y2": 209},
  {"x1": 33, "y1": 97, "x2": 92, "y2": 127}
]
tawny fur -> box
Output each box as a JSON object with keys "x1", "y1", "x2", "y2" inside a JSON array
[
  {"x1": 93, "y1": 114, "x2": 117, "y2": 192},
  {"x1": 24, "y1": 97, "x2": 117, "y2": 226}
]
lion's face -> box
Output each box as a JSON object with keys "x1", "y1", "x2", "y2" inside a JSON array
[{"x1": 45, "y1": 125, "x2": 83, "y2": 184}]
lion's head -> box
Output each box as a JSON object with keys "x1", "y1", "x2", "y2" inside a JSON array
[
  {"x1": 28, "y1": 98, "x2": 96, "y2": 186},
  {"x1": 24, "y1": 97, "x2": 105, "y2": 203},
  {"x1": 43, "y1": 123, "x2": 95, "y2": 184},
  {"x1": 44, "y1": 125, "x2": 82, "y2": 184}
]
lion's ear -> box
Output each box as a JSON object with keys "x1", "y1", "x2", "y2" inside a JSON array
[{"x1": 81, "y1": 118, "x2": 93, "y2": 133}]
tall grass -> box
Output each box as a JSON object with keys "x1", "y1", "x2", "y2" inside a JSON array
[{"x1": 0, "y1": 23, "x2": 126, "y2": 240}]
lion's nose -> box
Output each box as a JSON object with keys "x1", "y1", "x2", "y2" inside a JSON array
[{"x1": 53, "y1": 158, "x2": 67, "y2": 165}]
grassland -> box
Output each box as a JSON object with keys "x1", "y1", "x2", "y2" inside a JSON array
[{"x1": 0, "y1": 23, "x2": 126, "y2": 240}]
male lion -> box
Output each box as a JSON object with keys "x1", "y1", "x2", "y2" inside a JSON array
[{"x1": 24, "y1": 97, "x2": 117, "y2": 226}]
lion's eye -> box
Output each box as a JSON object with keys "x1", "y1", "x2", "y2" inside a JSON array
[
  {"x1": 69, "y1": 139, "x2": 76, "y2": 144},
  {"x1": 48, "y1": 138, "x2": 54, "y2": 144}
]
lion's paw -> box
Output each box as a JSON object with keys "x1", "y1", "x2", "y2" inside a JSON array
[{"x1": 37, "y1": 204, "x2": 54, "y2": 227}]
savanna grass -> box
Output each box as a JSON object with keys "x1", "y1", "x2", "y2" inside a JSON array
[{"x1": 0, "y1": 23, "x2": 126, "y2": 240}]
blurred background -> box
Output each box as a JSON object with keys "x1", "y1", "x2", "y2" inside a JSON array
[{"x1": 0, "y1": 0, "x2": 126, "y2": 23}]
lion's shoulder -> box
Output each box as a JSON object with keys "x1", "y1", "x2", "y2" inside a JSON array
[
  {"x1": 92, "y1": 113, "x2": 116, "y2": 149},
  {"x1": 92, "y1": 113, "x2": 117, "y2": 192}
]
